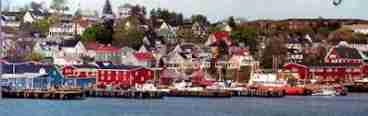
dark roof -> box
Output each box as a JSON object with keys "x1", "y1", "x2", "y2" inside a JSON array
[
  {"x1": 300, "y1": 63, "x2": 362, "y2": 68},
  {"x1": 60, "y1": 39, "x2": 80, "y2": 47},
  {"x1": 287, "y1": 36, "x2": 311, "y2": 44},
  {"x1": 1, "y1": 11, "x2": 24, "y2": 21},
  {"x1": 73, "y1": 64, "x2": 99, "y2": 69},
  {"x1": 1, "y1": 63, "x2": 55, "y2": 74},
  {"x1": 334, "y1": 46, "x2": 362, "y2": 59},
  {"x1": 96, "y1": 62, "x2": 142, "y2": 70},
  {"x1": 30, "y1": 10, "x2": 49, "y2": 17}
]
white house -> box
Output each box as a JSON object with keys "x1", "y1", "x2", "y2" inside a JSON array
[
  {"x1": 48, "y1": 15, "x2": 87, "y2": 38},
  {"x1": 48, "y1": 22, "x2": 86, "y2": 38},
  {"x1": 1, "y1": 11, "x2": 22, "y2": 28},
  {"x1": 33, "y1": 40, "x2": 60, "y2": 58},
  {"x1": 59, "y1": 39, "x2": 87, "y2": 58},
  {"x1": 157, "y1": 22, "x2": 177, "y2": 43},
  {"x1": 120, "y1": 47, "x2": 137, "y2": 65},
  {"x1": 23, "y1": 11, "x2": 35, "y2": 23}
]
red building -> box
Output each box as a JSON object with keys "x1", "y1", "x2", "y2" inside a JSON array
[
  {"x1": 283, "y1": 63, "x2": 363, "y2": 82},
  {"x1": 283, "y1": 42, "x2": 368, "y2": 82},
  {"x1": 96, "y1": 62, "x2": 154, "y2": 88}
]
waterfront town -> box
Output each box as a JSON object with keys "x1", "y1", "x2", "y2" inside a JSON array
[{"x1": 0, "y1": 0, "x2": 368, "y2": 99}]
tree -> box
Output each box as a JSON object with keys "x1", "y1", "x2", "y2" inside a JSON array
[
  {"x1": 50, "y1": 0, "x2": 69, "y2": 13},
  {"x1": 113, "y1": 18, "x2": 144, "y2": 49},
  {"x1": 227, "y1": 16, "x2": 236, "y2": 29},
  {"x1": 261, "y1": 37, "x2": 288, "y2": 69},
  {"x1": 328, "y1": 28, "x2": 354, "y2": 45},
  {"x1": 97, "y1": 25, "x2": 113, "y2": 44},
  {"x1": 150, "y1": 8, "x2": 184, "y2": 26},
  {"x1": 191, "y1": 14, "x2": 209, "y2": 25},
  {"x1": 26, "y1": 52, "x2": 45, "y2": 61},
  {"x1": 30, "y1": 1, "x2": 43, "y2": 11},
  {"x1": 231, "y1": 26, "x2": 259, "y2": 55},
  {"x1": 32, "y1": 18, "x2": 50, "y2": 36},
  {"x1": 81, "y1": 24, "x2": 102, "y2": 42}
]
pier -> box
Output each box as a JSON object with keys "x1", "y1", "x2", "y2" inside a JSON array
[
  {"x1": 168, "y1": 90, "x2": 232, "y2": 98},
  {"x1": 230, "y1": 89, "x2": 285, "y2": 97},
  {"x1": 1, "y1": 90, "x2": 85, "y2": 100},
  {"x1": 86, "y1": 90, "x2": 164, "y2": 99}
]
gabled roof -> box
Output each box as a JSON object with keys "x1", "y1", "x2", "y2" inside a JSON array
[{"x1": 206, "y1": 32, "x2": 232, "y2": 46}]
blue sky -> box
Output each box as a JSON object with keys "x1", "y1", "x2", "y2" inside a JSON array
[{"x1": 6, "y1": 0, "x2": 368, "y2": 22}]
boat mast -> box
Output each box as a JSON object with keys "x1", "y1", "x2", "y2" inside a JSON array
[{"x1": 0, "y1": 0, "x2": 2, "y2": 56}]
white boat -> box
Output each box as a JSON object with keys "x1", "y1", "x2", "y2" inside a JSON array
[
  {"x1": 312, "y1": 87, "x2": 337, "y2": 96},
  {"x1": 136, "y1": 81, "x2": 158, "y2": 91},
  {"x1": 206, "y1": 81, "x2": 226, "y2": 90}
]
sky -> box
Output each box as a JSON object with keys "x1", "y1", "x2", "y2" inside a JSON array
[{"x1": 5, "y1": 0, "x2": 368, "y2": 22}]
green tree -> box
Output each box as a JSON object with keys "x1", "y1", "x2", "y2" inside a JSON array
[
  {"x1": 32, "y1": 18, "x2": 50, "y2": 36},
  {"x1": 50, "y1": 0, "x2": 69, "y2": 13},
  {"x1": 231, "y1": 26, "x2": 259, "y2": 55},
  {"x1": 227, "y1": 16, "x2": 236, "y2": 29},
  {"x1": 81, "y1": 24, "x2": 102, "y2": 42},
  {"x1": 26, "y1": 52, "x2": 45, "y2": 61},
  {"x1": 113, "y1": 18, "x2": 144, "y2": 49},
  {"x1": 261, "y1": 37, "x2": 288, "y2": 69},
  {"x1": 191, "y1": 14, "x2": 209, "y2": 25},
  {"x1": 150, "y1": 8, "x2": 184, "y2": 26}
]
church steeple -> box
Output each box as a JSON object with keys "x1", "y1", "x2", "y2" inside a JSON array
[{"x1": 102, "y1": 0, "x2": 113, "y2": 17}]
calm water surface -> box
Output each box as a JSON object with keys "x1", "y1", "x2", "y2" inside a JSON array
[{"x1": 1, "y1": 93, "x2": 368, "y2": 116}]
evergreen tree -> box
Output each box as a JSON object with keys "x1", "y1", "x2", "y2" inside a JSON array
[
  {"x1": 98, "y1": 0, "x2": 115, "y2": 44},
  {"x1": 228, "y1": 16, "x2": 236, "y2": 29}
]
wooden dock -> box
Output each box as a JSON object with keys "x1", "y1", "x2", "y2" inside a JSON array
[
  {"x1": 168, "y1": 90, "x2": 232, "y2": 98},
  {"x1": 1, "y1": 90, "x2": 85, "y2": 100},
  {"x1": 230, "y1": 89, "x2": 285, "y2": 97},
  {"x1": 86, "y1": 90, "x2": 164, "y2": 99}
]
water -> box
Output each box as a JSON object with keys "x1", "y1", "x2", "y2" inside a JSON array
[{"x1": 1, "y1": 94, "x2": 368, "y2": 116}]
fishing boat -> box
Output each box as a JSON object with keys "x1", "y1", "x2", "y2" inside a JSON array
[
  {"x1": 312, "y1": 87, "x2": 338, "y2": 96},
  {"x1": 312, "y1": 86, "x2": 347, "y2": 96}
]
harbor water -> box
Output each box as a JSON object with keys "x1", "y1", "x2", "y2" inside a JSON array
[{"x1": 1, "y1": 93, "x2": 368, "y2": 116}]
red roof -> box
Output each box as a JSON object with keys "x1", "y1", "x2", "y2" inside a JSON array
[
  {"x1": 134, "y1": 52, "x2": 155, "y2": 61},
  {"x1": 96, "y1": 46, "x2": 120, "y2": 52},
  {"x1": 211, "y1": 32, "x2": 232, "y2": 45},
  {"x1": 85, "y1": 41, "x2": 100, "y2": 50},
  {"x1": 86, "y1": 42, "x2": 120, "y2": 52},
  {"x1": 213, "y1": 32, "x2": 230, "y2": 40}
]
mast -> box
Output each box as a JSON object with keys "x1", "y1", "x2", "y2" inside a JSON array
[{"x1": 0, "y1": 0, "x2": 2, "y2": 57}]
